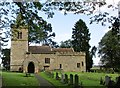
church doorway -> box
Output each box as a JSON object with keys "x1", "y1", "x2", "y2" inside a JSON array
[{"x1": 28, "y1": 62, "x2": 35, "y2": 73}]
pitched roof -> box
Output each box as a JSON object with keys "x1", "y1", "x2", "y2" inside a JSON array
[
  {"x1": 28, "y1": 46, "x2": 52, "y2": 54},
  {"x1": 28, "y1": 46, "x2": 74, "y2": 54}
]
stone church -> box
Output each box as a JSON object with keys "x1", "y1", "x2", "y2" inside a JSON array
[{"x1": 10, "y1": 26, "x2": 86, "y2": 73}]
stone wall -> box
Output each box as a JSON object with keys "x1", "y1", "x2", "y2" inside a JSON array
[{"x1": 10, "y1": 27, "x2": 86, "y2": 73}]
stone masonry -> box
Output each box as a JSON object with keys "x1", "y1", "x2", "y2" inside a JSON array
[{"x1": 10, "y1": 26, "x2": 86, "y2": 73}]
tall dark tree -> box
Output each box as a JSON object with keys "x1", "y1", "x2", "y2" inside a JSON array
[
  {"x1": 72, "y1": 19, "x2": 91, "y2": 71},
  {"x1": 98, "y1": 29, "x2": 120, "y2": 71},
  {"x1": 1, "y1": 49, "x2": 10, "y2": 70}
]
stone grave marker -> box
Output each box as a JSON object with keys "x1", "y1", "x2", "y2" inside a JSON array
[
  {"x1": 61, "y1": 73, "x2": 65, "y2": 83},
  {"x1": 105, "y1": 75, "x2": 111, "y2": 86},
  {"x1": 56, "y1": 72, "x2": 59, "y2": 80},
  {"x1": 74, "y1": 74, "x2": 79, "y2": 87},
  {"x1": 70, "y1": 74, "x2": 73, "y2": 85},
  {"x1": 64, "y1": 74, "x2": 68, "y2": 84}
]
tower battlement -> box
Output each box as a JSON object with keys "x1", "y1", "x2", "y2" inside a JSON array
[{"x1": 56, "y1": 52, "x2": 85, "y2": 56}]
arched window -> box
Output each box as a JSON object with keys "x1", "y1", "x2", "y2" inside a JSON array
[{"x1": 17, "y1": 32, "x2": 22, "y2": 39}]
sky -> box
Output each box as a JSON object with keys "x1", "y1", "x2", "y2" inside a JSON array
[{"x1": 1, "y1": 0, "x2": 120, "y2": 65}]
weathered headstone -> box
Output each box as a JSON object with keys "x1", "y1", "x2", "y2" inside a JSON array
[
  {"x1": 70, "y1": 74, "x2": 73, "y2": 85},
  {"x1": 74, "y1": 74, "x2": 79, "y2": 87},
  {"x1": 56, "y1": 72, "x2": 59, "y2": 80},
  {"x1": 64, "y1": 74, "x2": 68, "y2": 84},
  {"x1": 105, "y1": 75, "x2": 111, "y2": 86},
  {"x1": 61, "y1": 73, "x2": 65, "y2": 83}
]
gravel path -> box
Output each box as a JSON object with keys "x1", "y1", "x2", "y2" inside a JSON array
[{"x1": 34, "y1": 74, "x2": 55, "y2": 88}]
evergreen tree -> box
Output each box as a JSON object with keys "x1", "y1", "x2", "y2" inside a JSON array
[{"x1": 72, "y1": 19, "x2": 91, "y2": 71}]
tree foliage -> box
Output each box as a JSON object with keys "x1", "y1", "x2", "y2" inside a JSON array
[
  {"x1": 60, "y1": 39, "x2": 72, "y2": 48},
  {"x1": 1, "y1": 49, "x2": 10, "y2": 70},
  {"x1": 44, "y1": 0, "x2": 118, "y2": 25},
  {"x1": 98, "y1": 29, "x2": 120, "y2": 70},
  {"x1": 13, "y1": 12, "x2": 55, "y2": 45}
]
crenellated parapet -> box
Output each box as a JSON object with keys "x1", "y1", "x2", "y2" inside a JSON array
[{"x1": 56, "y1": 52, "x2": 85, "y2": 56}]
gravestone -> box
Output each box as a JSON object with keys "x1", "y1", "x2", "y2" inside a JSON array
[
  {"x1": 74, "y1": 74, "x2": 79, "y2": 87},
  {"x1": 70, "y1": 74, "x2": 73, "y2": 85},
  {"x1": 105, "y1": 75, "x2": 111, "y2": 86},
  {"x1": 61, "y1": 73, "x2": 65, "y2": 83},
  {"x1": 56, "y1": 72, "x2": 59, "y2": 80},
  {"x1": 64, "y1": 74, "x2": 68, "y2": 84}
]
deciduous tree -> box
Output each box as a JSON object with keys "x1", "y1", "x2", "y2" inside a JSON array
[{"x1": 98, "y1": 29, "x2": 120, "y2": 71}]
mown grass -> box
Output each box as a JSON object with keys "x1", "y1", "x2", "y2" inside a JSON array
[
  {"x1": 40, "y1": 71, "x2": 119, "y2": 88},
  {"x1": 64, "y1": 72, "x2": 119, "y2": 87},
  {"x1": 2, "y1": 71, "x2": 39, "y2": 87}
]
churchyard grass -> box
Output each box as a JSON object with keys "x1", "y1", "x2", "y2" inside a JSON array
[
  {"x1": 2, "y1": 71, "x2": 39, "y2": 87},
  {"x1": 64, "y1": 72, "x2": 119, "y2": 87},
  {"x1": 40, "y1": 71, "x2": 119, "y2": 88}
]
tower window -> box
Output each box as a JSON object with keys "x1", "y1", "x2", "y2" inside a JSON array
[
  {"x1": 77, "y1": 63, "x2": 80, "y2": 68},
  {"x1": 45, "y1": 58, "x2": 50, "y2": 64},
  {"x1": 17, "y1": 32, "x2": 22, "y2": 39},
  {"x1": 82, "y1": 61, "x2": 84, "y2": 66},
  {"x1": 60, "y1": 64, "x2": 62, "y2": 69}
]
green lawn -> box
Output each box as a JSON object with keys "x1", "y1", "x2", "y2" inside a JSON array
[
  {"x1": 64, "y1": 72, "x2": 119, "y2": 87},
  {"x1": 40, "y1": 71, "x2": 119, "y2": 88},
  {"x1": 2, "y1": 71, "x2": 39, "y2": 87}
]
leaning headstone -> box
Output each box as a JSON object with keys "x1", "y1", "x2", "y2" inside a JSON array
[
  {"x1": 74, "y1": 74, "x2": 79, "y2": 87},
  {"x1": 64, "y1": 74, "x2": 68, "y2": 84},
  {"x1": 61, "y1": 73, "x2": 65, "y2": 83},
  {"x1": 105, "y1": 75, "x2": 111, "y2": 86},
  {"x1": 70, "y1": 74, "x2": 73, "y2": 85},
  {"x1": 56, "y1": 72, "x2": 59, "y2": 80}
]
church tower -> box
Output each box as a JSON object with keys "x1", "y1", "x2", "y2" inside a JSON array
[{"x1": 10, "y1": 26, "x2": 28, "y2": 72}]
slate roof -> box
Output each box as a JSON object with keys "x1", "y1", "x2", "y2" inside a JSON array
[
  {"x1": 28, "y1": 46, "x2": 74, "y2": 54},
  {"x1": 28, "y1": 46, "x2": 52, "y2": 54}
]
